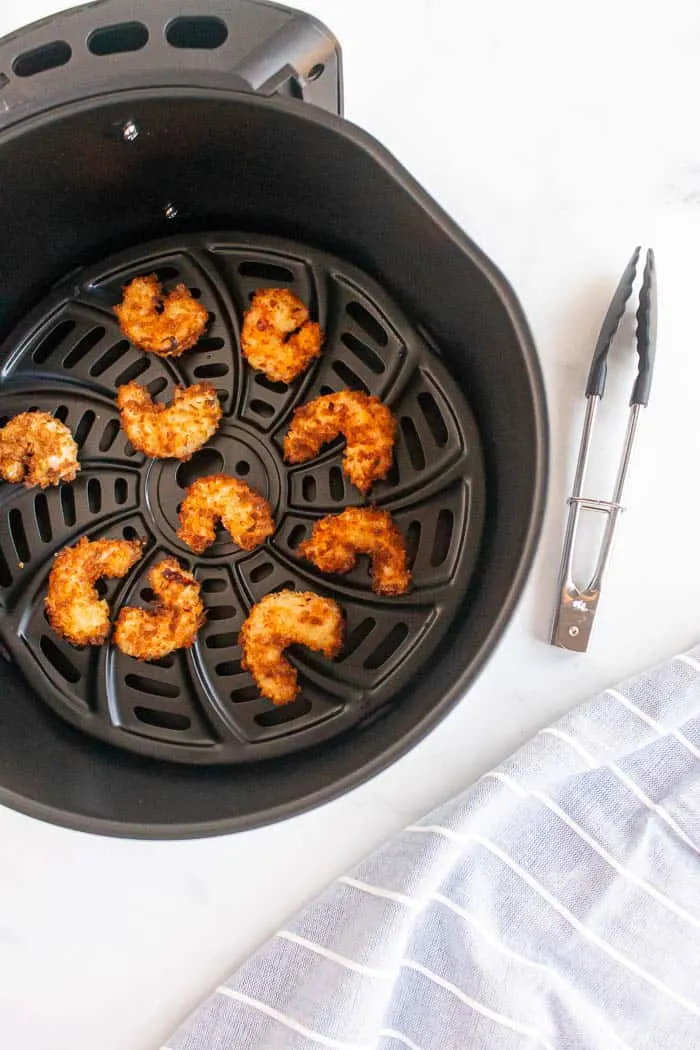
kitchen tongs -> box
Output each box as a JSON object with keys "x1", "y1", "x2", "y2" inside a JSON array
[{"x1": 550, "y1": 247, "x2": 657, "y2": 652}]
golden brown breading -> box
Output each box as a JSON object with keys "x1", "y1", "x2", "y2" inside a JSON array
[
  {"x1": 46, "y1": 536, "x2": 144, "y2": 646},
  {"x1": 283, "y1": 390, "x2": 396, "y2": 494},
  {"x1": 116, "y1": 381, "x2": 222, "y2": 461},
  {"x1": 241, "y1": 288, "x2": 323, "y2": 383},
  {"x1": 0, "y1": 411, "x2": 79, "y2": 489},
  {"x1": 299, "y1": 507, "x2": 411, "y2": 595},
  {"x1": 178, "y1": 474, "x2": 275, "y2": 554},
  {"x1": 114, "y1": 275, "x2": 209, "y2": 356},
  {"x1": 240, "y1": 590, "x2": 344, "y2": 704},
  {"x1": 113, "y1": 557, "x2": 205, "y2": 661}
]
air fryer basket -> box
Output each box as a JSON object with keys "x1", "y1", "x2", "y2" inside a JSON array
[
  {"x1": 0, "y1": 0, "x2": 547, "y2": 836},
  {"x1": 0, "y1": 233, "x2": 486, "y2": 764}
]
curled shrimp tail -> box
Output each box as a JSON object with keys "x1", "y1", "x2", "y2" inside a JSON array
[
  {"x1": 46, "y1": 536, "x2": 144, "y2": 646},
  {"x1": 240, "y1": 590, "x2": 344, "y2": 704},
  {"x1": 299, "y1": 507, "x2": 412, "y2": 595},
  {"x1": 283, "y1": 390, "x2": 396, "y2": 494},
  {"x1": 116, "y1": 380, "x2": 222, "y2": 461},
  {"x1": 0, "y1": 411, "x2": 80, "y2": 489},
  {"x1": 114, "y1": 557, "x2": 205, "y2": 661},
  {"x1": 178, "y1": 474, "x2": 275, "y2": 553},
  {"x1": 114, "y1": 275, "x2": 209, "y2": 356},
  {"x1": 241, "y1": 288, "x2": 324, "y2": 383}
]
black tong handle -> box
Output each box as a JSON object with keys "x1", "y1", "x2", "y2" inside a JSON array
[
  {"x1": 585, "y1": 246, "x2": 657, "y2": 406},
  {"x1": 632, "y1": 249, "x2": 657, "y2": 406}
]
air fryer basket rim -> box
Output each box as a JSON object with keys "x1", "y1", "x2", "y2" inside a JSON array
[{"x1": 0, "y1": 85, "x2": 549, "y2": 837}]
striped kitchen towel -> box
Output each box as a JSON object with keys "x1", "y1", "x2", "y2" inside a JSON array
[{"x1": 164, "y1": 646, "x2": 700, "y2": 1050}]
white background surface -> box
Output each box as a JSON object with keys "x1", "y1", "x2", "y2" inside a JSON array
[{"x1": 1, "y1": 1, "x2": 699, "y2": 1047}]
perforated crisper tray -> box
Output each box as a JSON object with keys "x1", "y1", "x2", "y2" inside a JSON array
[{"x1": 0, "y1": 233, "x2": 485, "y2": 764}]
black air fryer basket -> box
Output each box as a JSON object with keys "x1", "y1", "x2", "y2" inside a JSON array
[{"x1": 0, "y1": 0, "x2": 547, "y2": 837}]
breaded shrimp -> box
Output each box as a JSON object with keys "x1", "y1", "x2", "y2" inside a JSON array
[
  {"x1": 178, "y1": 474, "x2": 275, "y2": 554},
  {"x1": 114, "y1": 275, "x2": 209, "y2": 356},
  {"x1": 299, "y1": 507, "x2": 411, "y2": 596},
  {"x1": 116, "y1": 381, "x2": 222, "y2": 461},
  {"x1": 241, "y1": 288, "x2": 323, "y2": 383},
  {"x1": 46, "y1": 536, "x2": 144, "y2": 646},
  {"x1": 114, "y1": 557, "x2": 205, "y2": 661},
  {"x1": 240, "y1": 590, "x2": 344, "y2": 704},
  {"x1": 283, "y1": 390, "x2": 396, "y2": 494},
  {"x1": 0, "y1": 411, "x2": 79, "y2": 488}
]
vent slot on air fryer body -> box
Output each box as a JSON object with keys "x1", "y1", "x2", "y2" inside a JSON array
[{"x1": 0, "y1": 234, "x2": 485, "y2": 765}]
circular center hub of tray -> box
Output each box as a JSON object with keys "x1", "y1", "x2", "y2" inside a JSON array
[{"x1": 145, "y1": 422, "x2": 284, "y2": 557}]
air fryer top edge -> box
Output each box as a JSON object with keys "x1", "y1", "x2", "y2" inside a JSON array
[
  {"x1": 0, "y1": 3, "x2": 548, "y2": 837},
  {"x1": 0, "y1": 0, "x2": 344, "y2": 123}
]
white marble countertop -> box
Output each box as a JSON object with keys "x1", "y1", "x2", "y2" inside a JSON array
[{"x1": 1, "y1": 1, "x2": 699, "y2": 1047}]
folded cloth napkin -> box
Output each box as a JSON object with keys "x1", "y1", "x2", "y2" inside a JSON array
[{"x1": 164, "y1": 646, "x2": 700, "y2": 1050}]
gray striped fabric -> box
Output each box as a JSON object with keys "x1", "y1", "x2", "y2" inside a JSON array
[{"x1": 165, "y1": 646, "x2": 700, "y2": 1050}]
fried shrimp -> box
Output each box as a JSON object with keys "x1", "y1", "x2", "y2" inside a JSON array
[
  {"x1": 114, "y1": 557, "x2": 205, "y2": 661},
  {"x1": 116, "y1": 381, "x2": 222, "y2": 460},
  {"x1": 178, "y1": 474, "x2": 274, "y2": 554},
  {"x1": 283, "y1": 390, "x2": 396, "y2": 494},
  {"x1": 46, "y1": 537, "x2": 144, "y2": 646},
  {"x1": 114, "y1": 274, "x2": 209, "y2": 356},
  {"x1": 299, "y1": 507, "x2": 412, "y2": 595},
  {"x1": 241, "y1": 288, "x2": 323, "y2": 383},
  {"x1": 240, "y1": 590, "x2": 344, "y2": 704},
  {"x1": 0, "y1": 411, "x2": 79, "y2": 488}
]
